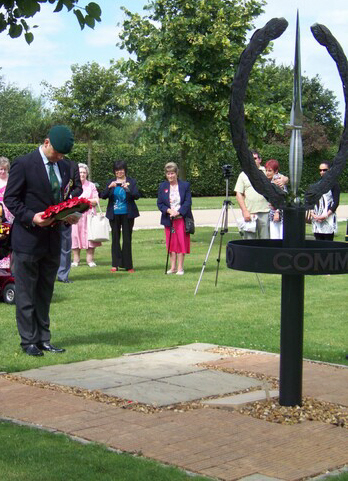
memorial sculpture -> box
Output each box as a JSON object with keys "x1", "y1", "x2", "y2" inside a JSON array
[{"x1": 227, "y1": 13, "x2": 347, "y2": 406}]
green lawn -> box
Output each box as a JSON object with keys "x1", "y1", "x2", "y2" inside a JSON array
[
  {"x1": 340, "y1": 192, "x2": 348, "y2": 205},
  {"x1": 1, "y1": 222, "x2": 346, "y2": 373},
  {"x1": 133, "y1": 193, "x2": 348, "y2": 211}
]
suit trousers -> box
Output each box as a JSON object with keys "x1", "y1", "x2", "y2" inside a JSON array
[
  {"x1": 110, "y1": 215, "x2": 135, "y2": 270},
  {"x1": 57, "y1": 224, "x2": 72, "y2": 281},
  {"x1": 13, "y1": 250, "x2": 60, "y2": 347}
]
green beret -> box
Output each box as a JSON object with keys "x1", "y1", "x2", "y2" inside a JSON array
[{"x1": 48, "y1": 125, "x2": 74, "y2": 154}]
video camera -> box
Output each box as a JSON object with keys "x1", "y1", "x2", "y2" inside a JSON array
[{"x1": 222, "y1": 164, "x2": 232, "y2": 179}]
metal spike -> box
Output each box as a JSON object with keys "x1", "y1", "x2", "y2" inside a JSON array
[{"x1": 287, "y1": 10, "x2": 303, "y2": 203}]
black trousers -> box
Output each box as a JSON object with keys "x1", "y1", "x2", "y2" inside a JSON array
[
  {"x1": 13, "y1": 250, "x2": 60, "y2": 347},
  {"x1": 109, "y1": 215, "x2": 134, "y2": 270},
  {"x1": 314, "y1": 233, "x2": 334, "y2": 241}
]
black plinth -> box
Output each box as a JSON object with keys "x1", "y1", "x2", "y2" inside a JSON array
[
  {"x1": 226, "y1": 239, "x2": 348, "y2": 275},
  {"x1": 226, "y1": 207, "x2": 347, "y2": 406}
]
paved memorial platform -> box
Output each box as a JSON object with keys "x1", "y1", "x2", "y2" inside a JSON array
[
  {"x1": 1, "y1": 343, "x2": 347, "y2": 481},
  {"x1": 13, "y1": 344, "x2": 265, "y2": 406}
]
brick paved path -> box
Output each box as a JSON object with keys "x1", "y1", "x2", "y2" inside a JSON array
[{"x1": 1, "y1": 353, "x2": 347, "y2": 481}]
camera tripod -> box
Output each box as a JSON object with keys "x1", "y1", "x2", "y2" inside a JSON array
[{"x1": 194, "y1": 174, "x2": 264, "y2": 296}]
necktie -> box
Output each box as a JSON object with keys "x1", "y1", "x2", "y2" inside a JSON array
[{"x1": 48, "y1": 162, "x2": 61, "y2": 204}]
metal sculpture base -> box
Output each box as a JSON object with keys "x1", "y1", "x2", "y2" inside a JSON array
[{"x1": 226, "y1": 207, "x2": 348, "y2": 406}]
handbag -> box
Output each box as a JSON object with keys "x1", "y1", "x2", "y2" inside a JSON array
[
  {"x1": 185, "y1": 216, "x2": 195, "y2": 235},
  {"x1": 238, "y1": 215, "x2": 257, "y2": 233},
  {"x1": 87, "y1": 203, "x2": 110, "y2": 242}
]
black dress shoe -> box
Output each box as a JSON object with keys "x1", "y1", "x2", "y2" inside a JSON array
[
  {"x1": 23, "y1": 344, "x2": 44, "y2": 356},
  {"x1": 38, "y1": 342, "x2": 66, "y2": 353},
  {"x1": 58, "y1": 279, "x2": 74, "y2": 283}
]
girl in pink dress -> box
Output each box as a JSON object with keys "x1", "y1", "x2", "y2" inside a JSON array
[{"x1": 71, "y1": 163, "x2": 101, "y2": 267}]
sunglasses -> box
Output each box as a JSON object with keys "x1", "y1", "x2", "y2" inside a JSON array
[{"x1": 319, "y1": 168, "x2": 328, "y2": 172}]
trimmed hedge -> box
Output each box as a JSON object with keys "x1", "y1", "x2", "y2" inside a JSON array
[{"x1": 0, "y1": 142, "x2": 346, "y2": 196}]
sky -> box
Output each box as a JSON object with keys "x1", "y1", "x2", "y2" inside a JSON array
[{"x1": 0, "y1": 0, "x2": 347, "y2": 120}]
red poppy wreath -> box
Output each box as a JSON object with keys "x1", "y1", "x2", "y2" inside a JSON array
[{"x1": 42, "y1": 197, "x2": 91, "y2": 221}]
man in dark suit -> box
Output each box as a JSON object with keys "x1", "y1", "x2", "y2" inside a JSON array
[
  {"x1": 4, "y1": 125, "x2": 78, "y2": 356},
  {"x1": 57, "y1": 160, "x2": 82, "y2": 283}
]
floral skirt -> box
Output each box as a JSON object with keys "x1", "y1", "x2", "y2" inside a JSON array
[{"x1": 165, "y1": 217, "x2": 190, "y2": 254}]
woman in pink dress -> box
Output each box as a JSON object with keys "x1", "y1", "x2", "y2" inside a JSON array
[
  {"x1": 71, "y1": 163, "x2": 101, "y2": 267},
  {"x1": 0, "y1": 157, "x2": 14, "y2": 224},
  {"x1": 0, "y1": 157, "x2": 13, "y2": 269},
  {"x1": 157, "y1": 162, "x2": 193, "y2": 275}
]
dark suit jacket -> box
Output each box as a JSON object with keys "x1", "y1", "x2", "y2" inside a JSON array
[
  {"x1": 4, "y1": 148, "x2": 76, "y2": 256},
  {"x1": 157, "y1": 179, "x2": 193, "y2": 227},
  {"x1": 100, "y1": 177, "x2": 140, "y2": 220}
]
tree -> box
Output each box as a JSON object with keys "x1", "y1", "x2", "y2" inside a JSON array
[
  {"x1": 252, "y1": 61, "x2": 342, "y2": 153},
  {"x1": 97, "y1": 114, "x2": 144, "y2": 145},
  {"x1": 0, "y1": 0, "x2": 101, "y2": 44},
  {"x1": 118, "y1": 0, "x2": 268, "y2": 177},
  {"x1": 44, "y1": 61, "x2": 133, "y2": 177},
  {"x1": 0, "y1": 75, "x2": 53, "y2": 143}
]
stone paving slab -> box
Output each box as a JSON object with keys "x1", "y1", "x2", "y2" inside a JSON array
[
  {"x1": 102, "y1": 370, "x2": 263, "y2": 406},
  {"x1": 99, "y1": 361, "x2": 205, "y2": 378},
  {"x1": 203, "y1": 390, "x2": 279, "y2": 408},
  {"x1": 164, "y1": 370, "x2": 262, "y2": 393},
  {"x1": 102, "y1": 379, "x2": 205, "y2": 406}
]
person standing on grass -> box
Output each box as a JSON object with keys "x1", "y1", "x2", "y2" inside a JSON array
[
  {"x1": 265, "y1": 159, "x2": 287, "y2": 240},
  {"x1": 57, "y1": 158, "x2": 82, "y2": 283},
  {"x1": 4, "y1": 125, "x2": 78, "y2": 356},
  {"x1": 234, "y1": 150, "x2": 271, "y2": 239},
  {"x1": 100, "y1": 160, "x2": 140, "y2": 273},
  {"x1": 311, "y1": 161, "x2": 340, "y2": 241},
  {"x1": 235, "y1": 150, "x2": 288, "y2": 239},
  {"x1": 157, "y1": 162, "x2": 193, "y2": 275},
  {"x1": 0, "y1": 156, "x2": 14, "y2": 269},
  {"x1": 71, "y1": 163, "x2": 101, "y2": 267},
  {"x1": 0, "y1": 156, "x2": 14, "y2": 225}
]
